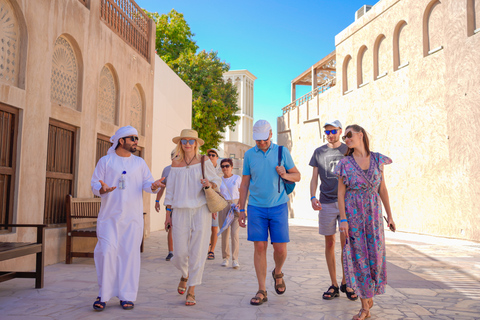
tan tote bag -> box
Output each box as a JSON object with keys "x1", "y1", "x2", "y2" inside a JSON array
[{"x1": 201, "y1": 155, "x2": 228, "y2": 213}]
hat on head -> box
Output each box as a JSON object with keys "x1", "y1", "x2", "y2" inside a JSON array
[
  {"x1": 207, "y1": 148, "x2": 220, "y2": 156},
  {"x1": 172, "y1": 129, "x2": 204, "y2": 146},
  {"x1": 253, "y1": 120, "x2": 272, "y2": 141},
  {"x1": 107, "y1": 125, "x2": 138, "y2": 155},
  {"x1": 323, "y1": 119, "x2": 342, "y2": 128}
]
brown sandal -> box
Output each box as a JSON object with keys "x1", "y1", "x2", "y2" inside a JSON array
[
  {"x1": 272, "y1": 269, "x2": 286, "y2": 295},
  {"x1": 250, "y1": 290, "x2": 268, "y2": 305},
  {"x1": 185, "y1": 293, "x2": 196, "y2": 306},
  {"x1": 178, "y1": 276, "x2": 188, "y2": 295},
  {"x1": 352, "y1": 308, "x2": 371, "y2": 320}
]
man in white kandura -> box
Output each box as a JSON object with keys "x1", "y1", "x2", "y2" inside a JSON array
[{"x1": 91, "y1": 126, "x2": 163, "y2": 312}]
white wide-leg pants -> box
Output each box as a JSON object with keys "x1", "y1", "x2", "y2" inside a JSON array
[{"x1": 172, "y1": 204, "x2": 211, "y2": 286}]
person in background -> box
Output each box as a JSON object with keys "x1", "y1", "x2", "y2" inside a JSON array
[
  {"x1": 206, "y1": 148, "x2": 222, "y2": 260},
  {"x1": 217, "y1": 158, "x2": 241, "y2": 269},
  {"x1": 155, "y1": 149, "x2": 177, "y2": 261},
  {"x1": 335, "y1": 124, "x2": 395, "y2": 320},
  {"x1": 164, "y1": 129, "x2": 222, "y2": 306}
]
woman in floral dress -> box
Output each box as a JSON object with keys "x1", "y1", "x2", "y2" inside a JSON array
[{"x1": 334, "y1": 124, "x2": 396, "y2": 320}]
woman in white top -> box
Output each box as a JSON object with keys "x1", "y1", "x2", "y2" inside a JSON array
[
  {"x1": 218, "y1": 158, "x2": 242, "y2": 269},
  {"x1": 164, "y1": 129, "x2": 221, "y2": 306}
]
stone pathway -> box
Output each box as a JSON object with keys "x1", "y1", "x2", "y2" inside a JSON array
[{"x1": 0, "y1": 219, "x2": 479, "y2": 319}]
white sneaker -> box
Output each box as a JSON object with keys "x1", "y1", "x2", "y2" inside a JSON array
[
  {"x1": 221, "y1": 259, "x2": 229, "y2": 267},
  {"x1": 232, "y1": 260, "x2": 240, "y2": 269}
]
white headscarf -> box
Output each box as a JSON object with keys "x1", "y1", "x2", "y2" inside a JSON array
[{"x1": 107, "y1": 126, "x2": 138, "y2": 155}]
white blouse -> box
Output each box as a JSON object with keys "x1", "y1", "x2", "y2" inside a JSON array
[
  {"x1": 164, "y1": 158, "x2": 222, "y2": 209},
  {"x1": 220, "y1": 175, "x2": 241, "y2": 200}
]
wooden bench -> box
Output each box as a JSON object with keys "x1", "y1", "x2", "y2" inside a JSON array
[
  {"x1": 0, "y1": 224, "x2": 46, "y2": 288},
  {"x1": 66, "y1": 195, "x2": 145, "y2": 264}
]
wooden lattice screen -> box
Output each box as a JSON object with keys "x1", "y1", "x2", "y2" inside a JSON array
[
  {"x1": 100, "y1": 0, "x2": 150, "y2": 61},
  {"x1": 44, "y1": 121, "x2": 76, "y2": 225},
  {"x1": 0, "y1": 104, "x2": 18, "y2": 230}
]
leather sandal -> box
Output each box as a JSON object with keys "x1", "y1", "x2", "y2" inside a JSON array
[
  {"x1": 178, "y1": 276, "x2": 188, "y2": 295},
  {"x1": 340, "y1": 283, "x2": 359, "y2": 301},
  {"x1": 207, "y1": 251, "x2": 215, "y2": 260},
  {"x1": 352, "y1": 308, "x2": 371, "y2": 320},
  {"x1": 185, "y1": 293, "x2": 196, "y2": 306},
  {"x1": 322, "y1": 285, "x2": 339, "y2": 300},
  {"x1": 250, "y1": 290, "x2": 268, "y2": 305},
  {"x1": 93, "y1": 296, "x2": 106, "y2": 311},
  {"x1": 120, "y1": 300, "x2": 134, "y2": 310},
  {"x1": 272, "y1": 268, "x2": 286, "y2": 295}
]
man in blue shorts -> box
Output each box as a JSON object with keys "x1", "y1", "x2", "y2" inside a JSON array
[{"x1": 238, "y1": 120, "x2": 301, "y2": 306}]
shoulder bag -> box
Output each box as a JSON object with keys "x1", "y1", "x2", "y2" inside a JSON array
[
  {"x1": 201, "y1": 155, "x2": 228, "y2": 212},
  {"x1": 278, "y1": 146, "x2": 295, "y2": 195}
]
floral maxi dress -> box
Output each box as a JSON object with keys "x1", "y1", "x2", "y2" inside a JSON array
[{"x1": 334, "y1": 152, "x2": 392, "y2": 299}]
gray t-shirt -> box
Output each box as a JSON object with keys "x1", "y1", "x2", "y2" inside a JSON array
[
  {"x1": 309, "y1": 143, "x2": 348, "y2": 203},
  {"x1": 161, "y1": 165, "x2": 172, "y2": 183}
]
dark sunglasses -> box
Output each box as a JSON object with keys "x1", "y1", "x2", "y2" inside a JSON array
[
  {"x1": 181, "y1": 139, "x2": 195, "y2": 145},
  {"x1": 123, "y1": 136, "x2": 138, "y2": 142},
  {"x1": 208, "y1": 153, "x2": 217, "y2": 157},
  {"x1": 255, "y1": 138, "x2": 269, "y2": 142},
  {"x1": 221, "y1": 164, "x2": 231, "y2": 168},
  {"x1": 324, "y1": 129, "x2": 338, "y2": 135},
  {"x1": 342, "y1": 131, "x2": 354, "y2": 141}
]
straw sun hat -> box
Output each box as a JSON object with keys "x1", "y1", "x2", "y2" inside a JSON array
[{"x1": 172, "y1": 129, "x2": 205, "y2": 146}]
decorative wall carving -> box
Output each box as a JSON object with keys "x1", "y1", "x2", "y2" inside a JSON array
[
  {"x1": 98, "y1": 65, "x2": 117, "y2": 124},
  {"x1": 0, "y1": 0, "x2": 20, "y2": 86},
  {"x1": 130, "y1": 85, "x2": 144, "y2": 134},
  {"x1": 51, "y1": 37, "x2": 78, "y2": 109}
]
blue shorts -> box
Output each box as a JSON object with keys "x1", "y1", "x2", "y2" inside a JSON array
[{"x1": 247, "y1": 203, "x2": 289, "y2": 243}]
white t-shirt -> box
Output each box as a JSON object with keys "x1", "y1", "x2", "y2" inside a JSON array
[{"x1": 220, "y1": 174, "x2": 241, "y2": 200}]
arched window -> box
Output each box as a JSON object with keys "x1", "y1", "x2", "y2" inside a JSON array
[
  {"x1": 357, "y1": 45, "x2": 371, "y2": 87},
  {"x1": 130, "y1": 84, "x2": 145, "y2": 135},
  {"x1": 374, "y1": 35, "x2": 388, "y2": 79},
  {"x1": 342, "y1": 55, "x2": 352, "y2": 94},
  {"x1": 97, "y1": 64, "x2": 119, "y2": 125},
  {"x1": 51, "y1": 35, "x2": 83, "y2": 110},
  {"x1": 423, "y1": 0, "x2": 443, "y2": 56},
  {"x1": 467, "y1": 0, "x2": 480, "y2": 36},
  {"x1": 393, "y1": 21, "x2": 409, "y2": 70},
  {"x1": 0, "y1": 0, "x2": 26, "y2": 88}
]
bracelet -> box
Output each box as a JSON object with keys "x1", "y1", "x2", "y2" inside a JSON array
[
  {"x1": 310, "y1": 196, "x2": 316, "y2": 201},
  {"x1": 240, "y1": 209, "x2": 245, "y2": 212},
  {"x1": 166, "y1": 208, "x2": 172, "y2": 212},
  {"x1": 340, "y1": 219, "x2": 348, "y2": 223},
  {"x1": 155, "y1": 200, "x2": 159, "y2": 203}
]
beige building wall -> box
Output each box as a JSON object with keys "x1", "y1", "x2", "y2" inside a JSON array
[
  {"x1": 278, "y1": 0, "x2": 480, "y2": 241},
  {"x1": 150, "y1": 55, "x2": 192, "y2": 233},
  {"x1": 0, "y1": 0, "x2": 191, "y2": 273}
]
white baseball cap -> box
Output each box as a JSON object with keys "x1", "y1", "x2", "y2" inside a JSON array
[
  {"x1": 323, "y1": 119, "x2": 342, "y2": 128},
  {"x1": 253, "y1": 120, "x2": 272, "y2": 141}
]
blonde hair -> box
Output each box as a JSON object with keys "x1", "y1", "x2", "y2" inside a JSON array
[{"x1": 174, "y1": 140, "x2": 201, "y2": 162}]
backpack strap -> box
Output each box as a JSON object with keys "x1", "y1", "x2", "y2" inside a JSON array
[
  {"x1": 201, "y1": 155, "x2": 206, "y2": 179},
  {"x1": 278, "y1": 146, "x2": 283, "y2": 193}
]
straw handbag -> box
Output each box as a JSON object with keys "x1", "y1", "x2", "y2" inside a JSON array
[{"x1": 201, "y1": 156, "x2": 228, "y2": 212}]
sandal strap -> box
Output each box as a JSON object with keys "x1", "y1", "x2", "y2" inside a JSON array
[
  {"x1": 324, "y1": 285, "x2": 339, "y2": 295},
  {"x1": 256, "y1": 289, "x2": 267, "y2": 297},
  {"x1": 273, "y1": 272, "x2": 284, "y2": 279},
  {"x1": 180, "y1": 276, "x2": 188, "y2": 282}
]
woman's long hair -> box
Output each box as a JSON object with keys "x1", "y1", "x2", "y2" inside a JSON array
[
  {"x1": 174, "y1": 140, "x2": 200, "y2": 162},
  {"x1": 345, "y1": 124, "x2": 370, "y2": 156}
]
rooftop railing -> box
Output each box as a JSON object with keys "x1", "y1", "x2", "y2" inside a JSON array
[
  {"x1": 100, "y1": 0, "x2": 151, "y2": 61},
  {"x1": 282, "y1": 78, "x2": 336, "y2": 114}
]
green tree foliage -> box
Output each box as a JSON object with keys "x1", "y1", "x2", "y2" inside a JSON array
[{"x1": 147, "y1": 9, "x2": 239, "y2": 151}]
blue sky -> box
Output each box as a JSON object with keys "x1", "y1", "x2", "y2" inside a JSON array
[{"x1": 136, "y1": 0, "x2": 379, "y2": 139}]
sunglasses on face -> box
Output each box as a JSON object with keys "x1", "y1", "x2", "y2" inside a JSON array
[
  {"x1": 256, "y1": 138, "x2": 269, "y2": 142},
  {"x1": 342, "y1": 131, "x2": 355, "y2": 141},
  {"x1": 181, "y1": 139, "x2": 195, "y2": 145},
  {"x1": 221, "y1": 164, "x2": 231, "y2": 169},
  {"x1": 123, "y1": 136, "x2": 139, "y2": 142},
  {"x1": 208, "y1": 153, "x2": 217, "y2": 158},
  {"x1": 324, "y1": 129, "x2": 338, "y2": 135}
]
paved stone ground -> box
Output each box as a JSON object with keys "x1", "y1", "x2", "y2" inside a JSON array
[{"x1": 0, "y1": 219, "x2": 479, "y2": 320}]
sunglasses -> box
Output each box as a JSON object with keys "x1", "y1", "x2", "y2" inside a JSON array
[
  {"x1": 342, "y1": 131, "x2": 355, "y2": 141},
  {"x1": 208, "y1": 153, "x2": 217, "y2": 157},
  {"x1": 255, "y1": 138, "x2": 269, "y2": 142},
  {"x1": 324, "y1": 129, "x2": 338, "y2": 135},
  {"x1": 221, "y1": 164, "x2": 231, "y2": 169},
  {"x1": 181, "y1": 139, "x2": 195, "y2": 145},
  {"x1": 123, "y1": 136, "x2": 139, "y2": 142}
]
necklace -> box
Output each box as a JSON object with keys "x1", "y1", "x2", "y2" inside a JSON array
[{"x1": 184, "y1": 155, "x2": 195, "y2": 168}]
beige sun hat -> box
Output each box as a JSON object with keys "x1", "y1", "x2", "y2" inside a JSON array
[{"x1": 172, "y1": 129, "x2": 204, "y2": 146}]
